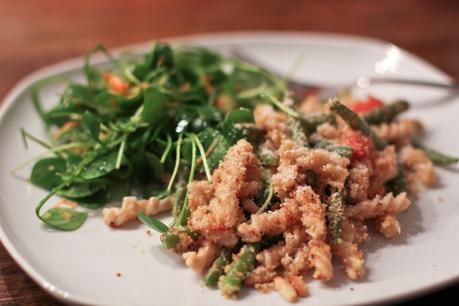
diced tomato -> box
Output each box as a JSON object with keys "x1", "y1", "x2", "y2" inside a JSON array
[
  {"x1": 103, "y1": 72, "x2": 129, "y2": 95},
  {"x1": 350, "y1": 96, "x2": 384, "y2": 113},
  {"x1": 340, "y1": 130, "x2": 374, "y2": 160}
]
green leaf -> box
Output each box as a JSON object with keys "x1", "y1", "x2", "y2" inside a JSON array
[
  {"x1": 82, "y1": 111, "x2": 100, "y2": 140},
  {"x1": 137, "y1": 211, "x2": 169, "y2": 233},
  {"x1": 57, "y1": 181, "x2": 106, "y2": 198},
  {"x1": 84, "y1": 44, "x2": 111, "y2": 87},
  {"x1": 220, "y1": 108, "x2": 259, "y2": 144},
  {"x1": 31, "y1": 85, "x2": 51, "y2": 129},
  {"x1": 30, "y1": 158, "x2": 66, "y2": 190},
  {"x1": 71, "y1": 187, "x2": 112, "y2": 209},
  {"x1": 62, "y1": 84, "x2": 99, "y2": 107},
  {"x1": 145, "y1": 151, "x2": 164, "y2": 179},
  {"x1": 197, "y1": 128, "x2": 230, "y2": 171},
  {"x1": 132, "y1": 63, "x2": 149, "y2": 81},
  {"x1": 145, "y1": 42, "x2": 174, "y2": 69},
  {"x1": 141, "y1": 87, "x2": 167, "y2": 124},
  {"x1": 80, "y1": 151, "x2": 119, "y2": 179},
  {"x1": 46, "y1": 104, "x2": 85, "y2": 126},
  {"x1": 41, "y1": 207, "x2": 87, "y2": 231},
  {"x1": 221, "y1": 108, "x2": 254, "y2": 135}
]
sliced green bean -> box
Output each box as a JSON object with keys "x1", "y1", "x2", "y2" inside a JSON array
[
  {"x1": 327, "y1": 99, "x2": 386, "y2": 150},
  {"x1": 299, "y1": 112, "x2": 336, "y2": 133},
  {"x1": 326, "y1": 191, "x2": 344, "y2": 243},
  {"x1": 205, "y1": 249, "x2": 232, "y2": 287},
  {"x1": 363, "y1": 100, "x2": 410, "y2": 124},
  {"x1": 288, "y1": 118, "x2": 309, "y2": 147},
  {"x1": 313, "y1": 139, "x2": 353, "y2": 158},
  {"x1": 219, "y1": 244, "x2": 259, "y2": 298},
  {"x1": 414, "y1": 142, "x2": 459, "y2": 166}
]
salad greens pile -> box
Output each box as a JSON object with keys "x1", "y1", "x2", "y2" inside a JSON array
[{"x1": 21, "y1": 41, "x2": 290, "y2": 231}]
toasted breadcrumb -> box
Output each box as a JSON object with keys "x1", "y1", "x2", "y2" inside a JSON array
[
  {"x1": 238, "y1": 197, "x2": 302, "y2": 242},
  {"x1": 298, "y1": 186, "x2": 327, "y2": 240},
  {"x1": 333, "y1": 241, "x2": 365, "y2": 280},
  {"x1": 400, "y1": 145, "x2": 437, "y2": 195},
  {"x1": 315, "y1": 122, "x2": 340, "y2": 140},
  {"x1": 284, "y1": 225, "x2": 309, "y2": 253},
  {"x1": 352, "y1": 220, "x2": 371, "y2": 243},
  {"x1": 369, "y1": 145, "x2": 398, "y2": 196},
  {"x1": 244, "y1": 266, "x2": 277, "y2": 286},
  {"x1": 273, "y1": 276, "x2": 298, "y2": 302},
  {"x1": 298, "y1": 95, "x2": 324, "y2": 114},
  {"x1": 376, "y1": 215, "x2": 401, "y2": 238},
  {"x1": 286, "y1": 275, "x2": 308, "y2": 297},
  {"x1": 188, "y1": 181, "x2": 214, "y2": 211},
  {"x1": 340, "y1": 219, "x2": 370, "y2": 244},
  {"x1": 273, "y1": 140, "x2": 350, "y2": 199},
  {"x1": 332, "y1": 218, "x2": 366, "y2": 280},
  {"x1": 371, "y1": 119, "x2": 421, "y2": 145},
  {"x1": 346, "y1": 192, "x2": 411, "y2": 220},
  {"x1": 256, "y1": 225, "x2": 308, "y2": 270},
  {"x1": 183, "y1": 241, "x2": 220, "y2": 274},
  {"x1": 238, "y1": 186, "x2": 320, "y2": 243},
  {"x1": 254, "y1": 104, "x2": 290, "y2": 150},
  {"x1": 238, "y1": 181, "x2": 261, "y2": 199},
  {"x1": 347, "y1": 160, "x2": 373, "y2": 202},
  {"x1": 103, "y1": 195, "x2": 174, "y2": 227},
  {"x1": 256, "y1": 242, "x2": 287, "y2": 269},
  {"x1": 188, "y1": 139, "x2": 260, "y2": 247},
  {"x1": 307, "y1": 239, "x2": 333, "y2": 281},
  {"x1": 282, "y1": 244, "x2": 310, "y2": 276}
]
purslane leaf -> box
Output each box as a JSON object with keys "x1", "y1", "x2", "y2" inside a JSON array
[
  {"x1": 137, "y1": 211, "x2": 169, "y2": 233},
  {"x1": 82, "y1": 111, "x2": 101, "y2": 141},
  {"x1": 41, "y1": 207, "x2": 87, "y2": 231},
  {"x1": 30, "y1": 158, "x2": 66, "y2": 189}
]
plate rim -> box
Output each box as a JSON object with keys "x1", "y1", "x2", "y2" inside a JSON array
[{"x1": 0, "y1": 30, "x2": 455, "y2": 306}]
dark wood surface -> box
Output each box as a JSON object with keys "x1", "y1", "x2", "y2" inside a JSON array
[{"x1": 0, "y1": 1, "x2": 458, "y2": 305}]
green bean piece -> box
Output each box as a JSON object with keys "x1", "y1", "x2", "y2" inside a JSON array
[
  {"x1": 414, "y1": 142, "x2": 459, "y2": 166},
  {"x1": 385, "y1": 163, "x2": 407, "y2": 195},
  {"x1": 363, "y1": 100, "x2": 410, "y2": 124},
  {"x1": 219, "y1": 244, "x2": 259, "y2": 298},
  {"x1": 299, "y1": 112, "x2": 336, "y2": 134},
  {"x1": 233, "y1": 124, "x2": 266, "y2": 146},
  {"x1": 313, "y1": 139, "x2": 353, "y2": 158},
  {"x1": 326, "y1": 191, "x2": 344, "y2": 243},
  {"x1": 205, "y1": 249, "x2": 232, "y2": 287},
  {"x1": 327, "y1": 99, "x2": 386, "y2": 150},
  {"x1": 288, "y1": 118, "x2": 309, "y2": 147},
  {"x1": 162, "y1": 232, "x2": 181, "y2": 249},
  {"x1": 162, "y1": 226, "x2": 199, "y2": 249}
]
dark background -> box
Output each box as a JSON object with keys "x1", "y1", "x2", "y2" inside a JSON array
[{"x1": 0, "y1": 1, "x2": 458, "y2": 305}]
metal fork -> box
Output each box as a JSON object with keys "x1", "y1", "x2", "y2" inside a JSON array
[{"x1": 230, "y1": 48, "x2": 459, "y2": 100}]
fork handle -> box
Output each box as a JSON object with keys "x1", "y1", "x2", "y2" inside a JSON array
[{"x1": 358, "y1": 77, "x2": 459, "y2": 90}]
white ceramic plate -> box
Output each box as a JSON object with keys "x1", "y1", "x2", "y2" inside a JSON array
[{"x1": 1, "y1": 32, "x2": 459, "y2": 306}]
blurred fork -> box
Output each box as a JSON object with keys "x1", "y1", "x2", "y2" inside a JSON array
[{"x1": 230, "y1": 48, "x2": 459, "y2": 100}]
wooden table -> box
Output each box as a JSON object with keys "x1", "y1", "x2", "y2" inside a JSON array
[{"x1": 0, "y1": 1, "x2": 458, "y2": 305}]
